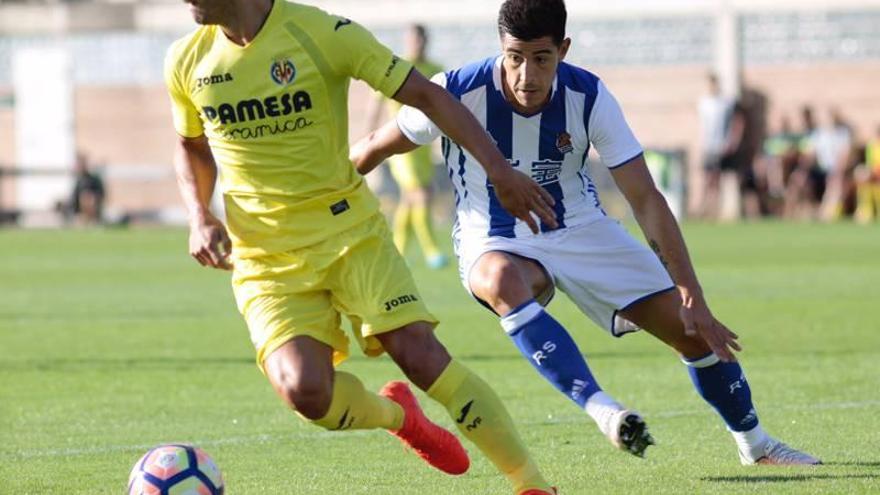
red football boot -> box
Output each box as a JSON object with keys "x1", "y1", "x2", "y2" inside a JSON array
[
  {"x1": 379, "y1": 381, "x2": 470, "y2": 475},
  {"x1": 521, "y1": 488, "x2": 558, "y2": 495}
]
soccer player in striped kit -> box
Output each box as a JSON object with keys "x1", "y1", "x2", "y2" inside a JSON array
[{"x1": 352, "y1": 0, "x2": 819, "y2": 466}]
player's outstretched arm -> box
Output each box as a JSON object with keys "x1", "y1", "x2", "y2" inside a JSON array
[
  {"x1": 350, "y1": 119, "x2": 420, "y2": 176},
  {"x1": 174, "y1": 135, "x2": 232, "y2": 271},
  {"x1": 391, "y1": 70, "x2": 558, "y2": 234},
  {"x1": 611, "y1": 156, "x2": 741, "y2": 362}
]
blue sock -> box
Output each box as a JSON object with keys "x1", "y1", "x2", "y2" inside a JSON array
[
  {"x1": 501, "y1": 300, "x2": 601, "y2": 408},
  {"x1": 685, "y1": 353, "x2": 759, "y2": 432}
]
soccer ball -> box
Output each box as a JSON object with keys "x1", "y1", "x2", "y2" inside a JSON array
[{"x1": 128, "y1": 444, "x2": 224, "y2": 495}]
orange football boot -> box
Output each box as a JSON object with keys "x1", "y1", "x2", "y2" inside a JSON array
[
  {"x1": 520, "y1": 488, "x2": 558, "y2": 495},
  {"x1": 380, "y1": 381, "x2": 470, "y2": 475}
]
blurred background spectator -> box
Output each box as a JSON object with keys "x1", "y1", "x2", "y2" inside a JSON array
[
  {"x1": 785, "y1": 107, "x2": 856, "y2": 220},
  {"x1": 855, "y1": 124, "x2": 880, "y2": 223},
  {"x1": 698, "y1": 73, "x2": 733, "y2": 220},
  {"x1": 66, "y1": 151, "x2": 105, "y2": 226},
  {"x1": 754, "y1": 114, "x2": 800, "y2": 216}
]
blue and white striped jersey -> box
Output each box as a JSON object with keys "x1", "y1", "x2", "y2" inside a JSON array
[{"x1": 397, "y1": 55, "x2": 643, "y2": 240}]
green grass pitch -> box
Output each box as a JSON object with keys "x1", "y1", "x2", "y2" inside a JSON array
[{"x1": 1, "y1": 222, "x2": 878, "y2": 494}]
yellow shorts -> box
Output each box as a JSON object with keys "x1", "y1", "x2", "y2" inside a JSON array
[
  {"x1": 231, "y1": 213, "x2": 438, "y2": 371},
  {"x1": 389, "y1": 146, "x2": 435, "y2": 191}
]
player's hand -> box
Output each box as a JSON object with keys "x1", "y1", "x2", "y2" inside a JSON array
[
  {"x1": 680, "y1": 292, "x2": 741, "y2": 362},
  {"x1": 488, "y1": 167, "x2": 557, "y2": 234},
  {"x1": 189, "y1": 213, "x2": 233, "y2": 271}
]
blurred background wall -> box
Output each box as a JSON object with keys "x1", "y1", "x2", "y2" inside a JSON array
[{"x1": 1, "y1": 0, "x2": 879, "y2": 224}]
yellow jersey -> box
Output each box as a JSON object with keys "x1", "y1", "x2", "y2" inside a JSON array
[
  {"x1": 868, "y1": 139, "x2": 880, "y2": 173},
  {"x1": 164, "y1": 0, "x2": 414, "y2": 257}
]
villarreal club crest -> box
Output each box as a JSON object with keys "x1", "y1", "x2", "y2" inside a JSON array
[{"x1": 270, "y1": 59, "x2": 297, "y2": 86}]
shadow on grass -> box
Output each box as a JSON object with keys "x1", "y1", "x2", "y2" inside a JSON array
[
  {"x1": 702, "y1": 473, "x2": 878, "y2": 483},
  {"x1": 821, "y1": 461, "x2": 880, "y2": 467}
]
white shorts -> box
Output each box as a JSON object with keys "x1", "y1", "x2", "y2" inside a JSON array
[{"x1": 455, "y1": 216, "x2": 676, "y2": 337}]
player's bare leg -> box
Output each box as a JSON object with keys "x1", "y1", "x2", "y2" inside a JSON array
[
  {"x1": 376, "y1": 321, "x2": 451, "y2": 390},
  {"x1": 264, "y1": 336, "x2": 336, "y2": 420},
  {"x1": 263, "y1": 335, "x2": 468, "y2": 475},
  {"x1": 469, "y1": 251, "x2": 654, "y2": 457},
  {"x1": 378, "y1": 322, "x2": 554, "y2": 494},
  {"x1": 619, "y1": 290, "x2": 713, "y2": 359},
  {"x1": 621, "y1": 291, "x2": 821, "y2": 465},
  {"x1": 470, "y1": 251, "x2": 548, "y2": 315},
  {"x1": 700, "y1": 168, "x2": 722, "y2": 220}
]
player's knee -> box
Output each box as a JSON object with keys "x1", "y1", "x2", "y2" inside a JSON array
[
  {"x1": 470, "y1": 253, "x2": 527, "y2": 311},
  {"x1": 291, "y1": 383, "x2": 333, "y2": 421},
  {"x1": 272, "y1": 370, "x2": 333, "y2": 420}
]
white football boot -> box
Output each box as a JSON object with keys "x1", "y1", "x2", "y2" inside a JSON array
[
  {"x1": 739, "y1": 438, "x2": 822, "y2": 465},
  {"x1": 598, "y1": 409, "x2": 655, "y2": 458}
]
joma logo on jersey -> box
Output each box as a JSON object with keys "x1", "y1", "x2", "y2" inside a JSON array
[
  {"x1": 384, "y1": 294, "x2": 419, "y2": 312},
  {"x1": 385, "y1": 55, "x2": 401, "y2": 77},
  {"x1": 196, "y1": 73, "x2": 234, "y2": 89},
  {"x1": 201, "y1": 91, "x2": 312, "y2": 125},
  {"x1": 270, "y1": 59, "x2": 297, "y2": 86}
]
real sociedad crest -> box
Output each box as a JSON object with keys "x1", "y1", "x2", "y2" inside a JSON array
[
  {"x1": 270, "y1": 59, "x2": 297, "y2": 86},
  {"x1": 556, "y1": 131, "x2": 574, "y2": 154}
]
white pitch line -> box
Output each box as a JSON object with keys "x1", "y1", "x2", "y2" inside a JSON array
[
  {"x1": 4, "y1": 399, "x2": 879, "y2": 460},
  {"x1": 2, "y1": 430, "x2": 372, "y2": 460}
]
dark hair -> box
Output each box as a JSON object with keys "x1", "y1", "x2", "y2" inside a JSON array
[
  {"x1": 411, "y1": 23, "x2": 427, "y2": 41},
  {"x1": 498, "y1": 0, "x2": 567, "y2": 46}
]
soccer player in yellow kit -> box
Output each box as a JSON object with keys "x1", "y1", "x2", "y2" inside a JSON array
[
  {"x1": 165, "y1": 1, "x2": 557, "y2": 493},
  {"x1": 855, "y1": 125, "x2": 880, "y2": 223}
]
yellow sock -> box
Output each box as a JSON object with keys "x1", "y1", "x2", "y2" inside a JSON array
[
  {"x1": 427, "y1": 360, "x2": 550, "y2": 494},
  {"x1": 392, "y1": 203, "x2": 411, "y2": 254},
  {"x1": 856, "y1": 184, "x2": 874, "y2": 222},
  {"x1": 308, "y1": 372, "x2": 404, "y2": 431},
  {"x1": 411, "y1": 204, "x2": 441, "y2": 258},
  {"x1": 873, "y1": 185, "x2": 880, "y2": 217}
]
